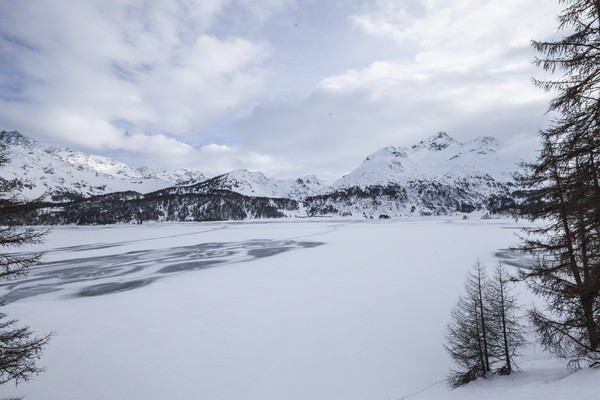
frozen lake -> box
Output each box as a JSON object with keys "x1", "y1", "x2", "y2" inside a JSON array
[
  {"x1": 1, "y1": 235, "x2": 323, "y2": 303},
  {"x1": 1, "y1": 218, "x2": 556, "y2": 400}
]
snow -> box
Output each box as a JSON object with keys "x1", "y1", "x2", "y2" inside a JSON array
[
  {"x1": 200, "y1": 169, "x2": 325, "y2": 200},
  {"x1": 0, "y1": 131, "x2": 205, "y2": 200},
  {"x1": 2, "y1": 131, "x2": 524, "y2": 207},
  {"x1": 0, "y1": 131, "x2": 324, "y2": 201},
  {"x1": 328, "y1": 132, "x2": 518, "y2": 191},
  {"x1": 2, "y1": 218, "x2": 598, "y2": 400}
]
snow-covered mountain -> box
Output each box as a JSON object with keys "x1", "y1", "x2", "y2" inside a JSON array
[
  {"x1": 206, "y1": 169, "x2": 323, "y2": 200},
  {"x1": 0, "y1": 131, "x2": 206, "y2": 201},
  {"x1": 0, "y1": 131, "x2": 325, "y2": 202},
  {"x1": 328, "y1": 132, "x2": 513, "y2": 190},
  {"x1": 0, "y1": 130, "x2": 528, "y2": 223},
  {"x1": 161, "y1": 169, "x2": 324, "y2": 200},
  {"x1": 306, "y1": 132, "x2": 524, "y2": 217}
]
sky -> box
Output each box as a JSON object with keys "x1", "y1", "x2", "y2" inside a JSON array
[{"x1": 0, "y1": 0, "x2": 563, "y2": 182}]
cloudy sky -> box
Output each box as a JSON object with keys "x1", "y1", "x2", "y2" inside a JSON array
[{"x1": 0, "y1": 0, "x2": 562, "y2": 181}]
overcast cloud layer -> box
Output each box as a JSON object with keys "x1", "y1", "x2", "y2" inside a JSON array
[{"x1": 0, "y1": 0, "x2": 562, "y2": 181}]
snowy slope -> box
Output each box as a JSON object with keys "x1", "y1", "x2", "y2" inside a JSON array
[
  {"x1": 0, "y1": 131, "x2": 206, "y2": 201},
  {"x1": 328, "y1": 132, "x2": 514, "y2": 190},
  {"x1": 160, "y1": 168, "x2": 325, "y2": 200},
  {"x1": 158, "y1": 132, "x2": 516, "y2": 209},
  {"x1": 134, "y1": 166, "x2": 206, "y2": 186},
  {"x1": 307, "y1": 132, "x2": 523, "y2": 217},
  {"x1": 0, "y1": 131, "x2": 321, "y2": 202},
  {"x1": 198, "y1": 169, "x2": 324, "y2": 199},
  {"x1": 0, "y1": 130, "x2": 526, "y2": 218}
]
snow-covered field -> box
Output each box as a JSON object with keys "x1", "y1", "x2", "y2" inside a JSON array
[{"x1": 2, "y1": 218, "x2": 598, "y2": 399}]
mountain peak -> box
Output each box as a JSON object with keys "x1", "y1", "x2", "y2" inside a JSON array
[
  {"x1": 365, "y1": 146, "x2": 407, "y2": 162},
  {"x1": 470, "y1": 135, "x2": 500, "y2": 148},
  {"x1": 0, "y1": 131, "x2": 208, "y2": 201},
  {"x1": 197, "y1": 169, "x2": 322, "y2": 199},
  {"x1": 0, "y1": 131, "x2": 37, "y2": 147},
  {"x1": 465, "y1": 136, "x2": 501, "y2": 155},
  {"x1": 411, "y1": 131, "x2": 459, "y2": 152},
  {"x1": 327, "y1": 132, "x2": 513, "y2": 192},
  {"x1": 226, "y1": 169, "x2": 267, "y2": 181},
  {"x1": 296, "y1": 175, "x2": 323, "y2": 186}
]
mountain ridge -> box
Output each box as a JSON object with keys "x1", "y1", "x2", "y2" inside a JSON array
[
  {"x1": 327, "y1": 131, "x2": 516, "y2": 190},
  {"x1": 0, "y1": 130, "x2": 207, "y2": 201},
  {"x1": 0, "y1": 130, "x2": 325, "y2": 202},
  {"x1": 0, "y1": 130, "x2": 527, "y2": 222}
]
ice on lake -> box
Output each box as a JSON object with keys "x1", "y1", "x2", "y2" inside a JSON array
[
  {"x1": 3, "y1": 218, "x2": 590, "y2": 400},
  {"x1": 1, "y1": 237, "x2": 323, "y2": 302}
]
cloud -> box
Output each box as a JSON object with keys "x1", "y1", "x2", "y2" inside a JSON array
[
  {"x1": 351, "y1": 0, "x2": 561, "y2": 63},
  {"x1": 107, "y1": 141, "x2": 294, "y2": 179},
  {"x1": 0, "y1": 0, "x2": 564, "y2": 181},
  {"x1": 0, "y1": 0, "x2": 274, "y2": 153},
  {"x1": 192, "y1": 143, "x2": 295, "y2": 177},
  {"x1": 232, "y1": 0, "x2": 561, "y2": 181}
]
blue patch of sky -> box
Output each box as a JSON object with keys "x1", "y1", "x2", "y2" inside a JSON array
[
  {"x1": 0, "y1": 57, "x2": 31, "y2": 102},
  {"x1": 109, "y1": 118, "x2": 239, "y2": 150},
  {"x1": 191, "y1": 122, "x2": 243, "y2": 148},
  {"x1": 111, "y1": 62, "x2": 135, "y2": 82},
  {"x1": 110, "y1": 62, "x2": 154, "y2": 82},
  {"x1": 0, "y1": 32, "x2": 38, "y2": 52},
  {"x1": 0, "y1": 33, "x2": 36, "y2": 101}
]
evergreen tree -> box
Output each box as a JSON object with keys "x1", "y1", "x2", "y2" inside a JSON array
[
  {"x1": 446, "y1": 261, "x2": 525, "y2": 387},
  {"x1": 0, "y1": 146, "x2": 51, "y2": 396},
  {"x1": 487, "y1": 263, "x2": 525, "y2": 375},
  {"x1": 445, "y1": 261, "x2": 494, "y2": 387},
  {"x1": 519, "y1": 0, "x2": 600, "y2": 365}
]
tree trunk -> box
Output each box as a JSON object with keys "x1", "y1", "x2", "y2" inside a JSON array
[
  {"x1": 498, "y1": 268, "x2": 512, "y2": 374},
  {"x1": 476, "y1": 263, "x2": 491, "y2": 373}
]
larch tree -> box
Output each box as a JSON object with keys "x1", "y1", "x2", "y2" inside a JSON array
[
  {"x1": 518, "y1": 0, "x2": 600, "y2": 366},
  {"x1": 446, "y1": 261, "x2": 525, "y2": 387},
  {"x1": 486, "y1": 263, "x2": 525, "y2": 375},
  {"x1": 0, "y1": 145, "x2": 51, "y2": 396},
  {"x1": 445, "y1": 261, "x2": 494, "y2": 387}
]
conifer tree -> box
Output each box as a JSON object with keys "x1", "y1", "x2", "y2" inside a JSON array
[
  {"x1": 487, "y1": 263, "x2": 525, "y2": 375},
  {"x1": 445, "y1": 261, "x2": 494, "y2": 387},
  {"x1": 519, "y1": 0, "x2": 600, "y2": 365},
  {"x1": 0, "y1": 146, "x2": 51, "y2": 396},
  {"x1": 446, "y1": 261, "x2": 525, "y2": 387}
]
